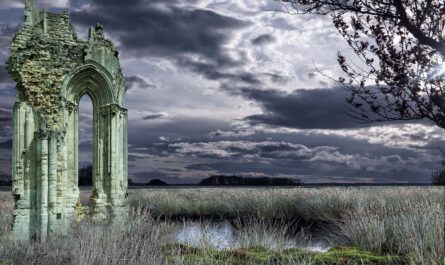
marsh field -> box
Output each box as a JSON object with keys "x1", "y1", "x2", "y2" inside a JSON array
[{"x1": 0, "y1": 187, "x2": 444, "y2": 265}]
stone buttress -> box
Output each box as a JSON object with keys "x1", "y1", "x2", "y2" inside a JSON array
[{"x1": 6, "y1": 0, "x2": 129, "y2": 240}]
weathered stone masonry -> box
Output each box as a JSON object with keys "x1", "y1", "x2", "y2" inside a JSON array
[{"x1": 6, "y1": 0, "x2": 129, "y2": 240}]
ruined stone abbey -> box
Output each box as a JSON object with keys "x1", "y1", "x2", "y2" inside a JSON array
[{"x1": 6, "y1": 0, "x2": 129, "y2": 239}]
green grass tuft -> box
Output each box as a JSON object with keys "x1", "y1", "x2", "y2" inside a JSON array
[{"x1": 162, "y1": 243, "x2": 405, "y2": 265}]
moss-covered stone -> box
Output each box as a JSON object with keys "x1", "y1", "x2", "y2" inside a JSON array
[
  {"x1": 6, "y1": 3, "x2": 124, "y2": 130},
  {"x1": 161, "y1": 244, "x2": 406, "y2": 265},
  {"x1": 8, "y1": 0, "x2": 128, "y2": 240},
  {"x1": 7, "y1": 11, "x2": 85, "y2": 129}
]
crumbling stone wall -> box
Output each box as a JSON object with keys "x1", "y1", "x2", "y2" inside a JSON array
[{"x1": 7, "y1": 0, "x2": 129, "y2": 240}]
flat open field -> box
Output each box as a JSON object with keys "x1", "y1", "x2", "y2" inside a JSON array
[{"x1": 0, "y1": 187, "x2": 444, "y2": 265}]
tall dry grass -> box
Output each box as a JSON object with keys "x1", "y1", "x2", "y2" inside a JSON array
[
  {"x1": 129, "y1": 187, "x2": 443, "y2": 220},
  {"x1": 337, "y1": 189, "x2": 444, "y2": 265},
  {"x1": 0, "y1": 187, "x2": 443, "y2": 264},
  {"x1": 0, "y1": 207, "x2": 174, "y2": 265},
  {"x1": 0, "y1": 191, "x2": 13, "y2": 238},
  {"x1": 130, "y1": 187, "x2": 444, "y2": 264}
]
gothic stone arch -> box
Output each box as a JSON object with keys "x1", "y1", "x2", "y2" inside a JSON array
[{"x1": 6, "y1": 0, "x2": 129, "y2": 240}]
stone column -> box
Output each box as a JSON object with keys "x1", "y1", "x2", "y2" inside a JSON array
[
  {"x1": 90, "y1": 105, "x2": 110, "y2": 221},
  {"x1": 11, "y1": 102, "x2": 28, "y2": 239},
  {"x1": 123, "y1": 109, "x2": 128, "y2": 195},
  {"x1": 90, "y1": 104, "x2": 128, "y2": 222},
  {"x1": 47, "y1": 134, "x2": 57, "y2": 233},
  {"x1": 58, "y1": 131, "x2": 68, "y2": 230},
  {"x1": 64, "y1": 101, "x2": 79, "y2": 219},
  {"x1": 116, "y1": 108, "x2": 129, "y2": 222},
  {"x1": 39, "y1": 132, "x2": 49, "y2": 240},
  {"x1": 109, "y1": 105, "x2": 128, "y2": 222}
]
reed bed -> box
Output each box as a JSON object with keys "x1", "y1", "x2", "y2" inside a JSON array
[{"x1": 0, "y1": 187, "x2": 443, "y2": 265}]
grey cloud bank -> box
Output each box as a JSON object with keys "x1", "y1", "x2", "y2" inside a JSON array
[{"x1": 0, "y1": 0, "x2": 442, "y2": 183}]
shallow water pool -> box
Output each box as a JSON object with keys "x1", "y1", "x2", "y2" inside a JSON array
[{"x1": 175, "y1": 221, "x2": 332, "y2": 252}]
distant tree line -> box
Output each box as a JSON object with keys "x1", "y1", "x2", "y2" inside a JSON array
[
  {"x1": 0, "y1": 179, "x2": 12, "y2": 186},
  {"x1": 198, "y1": 175, "x2": 301, "y2": 186},
  {"x1": 432, "y1": 162, "x2": 445, "y2": 186},
  {"x1": 126, "y1": 175, "x2": 300, "y2": 186},
  {"x1": 78, "y1": 165, "x2": 93, "y2": 186},
  {"x1": 128, "y1": 178, "x2": 168, "y2": 186},
  {"x1": 77, "y1": 165, "x2": 444, "y2": 187}
]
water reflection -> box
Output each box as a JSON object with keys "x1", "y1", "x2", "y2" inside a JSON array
[
  {"x1": 177, "y1": 221, "x2": 236, "y2": 249},
  {"x1": 175, "y1": 221, "x2": 331, "y2": 252}
]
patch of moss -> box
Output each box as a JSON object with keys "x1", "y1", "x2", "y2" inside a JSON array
[
  {"x1": 6, "y1": 10, "x2": 124, "y2": 132},
  {"x1": 308, "y1": 246, "x2": 404, "y2": 265},
  {"x1": 161, "y1": 243, "x2": 406, "y2": 265},
  {"x1": 7, "y1": 27, "x2": 85, "y2": 130},
  {"x1": 74, "y1": 201, "x2": 87, "y2": 222}
]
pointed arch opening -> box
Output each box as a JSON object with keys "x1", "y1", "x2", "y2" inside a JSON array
[
  {"x1": 78, "y1": 95, "x2": 94, "y2": 206},
  {"x1": 61, "y1": 62, "x2": 128, "y2": 221},
  {"x1": 62, "y1": 62, "x2": 115, "y2": 107}
]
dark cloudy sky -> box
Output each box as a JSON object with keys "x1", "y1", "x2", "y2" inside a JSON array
[{"x1": 0, "y1": 0, "x2": 443, "y2": 184}]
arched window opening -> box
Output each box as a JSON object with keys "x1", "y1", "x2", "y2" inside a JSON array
[{"x1": 78, "y1": 95, "x2": 93, "y2": 205}]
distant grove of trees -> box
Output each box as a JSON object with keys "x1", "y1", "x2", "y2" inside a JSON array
[
  {"x1": 432, "y1": 162, "x2": 445, "y2": 186},
  {"x1": 86, "y1": 168, "x2": 444, "y2": 186},
  {"x1": 198, "y1": 175, "x2": 301, "y2": 186},
  {"x1": 78, "y1": 165, "x2": 93, "y2": 186},
  {"x1": 0, "y1": 179, "x2": 12, "y2": 186},
  {"x1": 128, "y1": 178, "x2": 168, "y2": 186},
  {"x1": 126, "y1": 175, "x2": 301, "y2": 186}
]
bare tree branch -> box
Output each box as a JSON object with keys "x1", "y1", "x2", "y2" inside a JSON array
[{"x1": 282, "y1": 0, "x2": 445, "y2": 128}]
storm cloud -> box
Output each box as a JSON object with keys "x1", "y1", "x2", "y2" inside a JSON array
[
  {"x1": 126, "y1": 75, "x2": 157, "y2": 90},
  {"x1": 239, "y1": 87, "x2": 362, "y2": 129},
  {"x1": 251, "y1": 34, "x2": 275, "y2": 45},
  {"x1": 71, "y1": 0, "x2": 248, "y2": 65},
  {"x1": 0, "y1": 0, "x2": 441, "y2": 183},
  {"x1": 142, "y1": 113, "x2": 166, "y2": 120}
]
